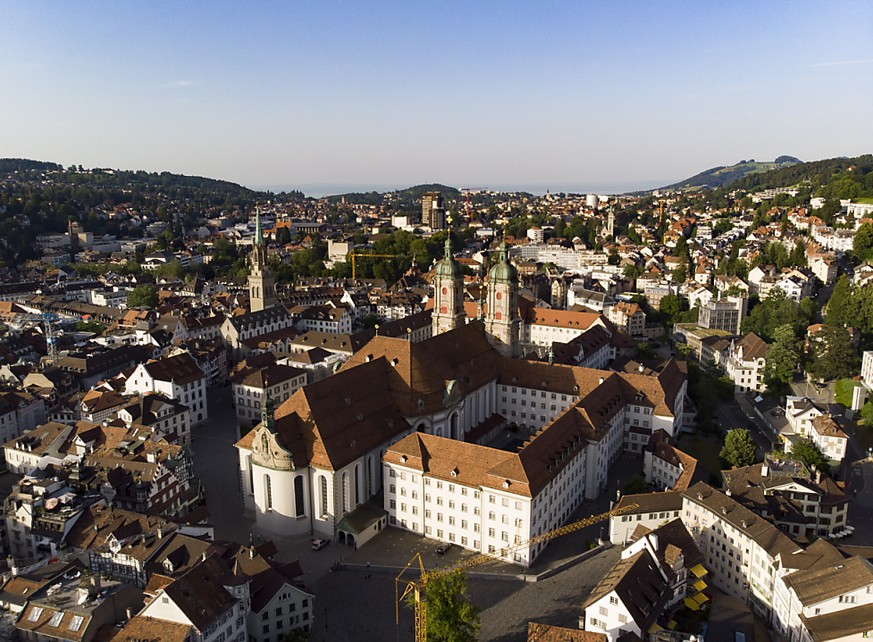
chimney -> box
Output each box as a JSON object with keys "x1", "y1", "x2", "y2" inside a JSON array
[
  {"x1": 125, "y1": 607, "x2": 133, "y2": 621},
  {"x1": 761, "y1": 462, "x2": 769, "y2": 477},
  {"x1": 816, "y1": 469, "x2": 822, "y2": 485}
]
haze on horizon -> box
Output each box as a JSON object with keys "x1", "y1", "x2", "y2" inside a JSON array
[{"x1": 2, "y1": 1, "x2": 872, "y2": 196}]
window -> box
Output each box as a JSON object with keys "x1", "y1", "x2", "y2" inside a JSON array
[
  {"x1": 319, "y1": 476, "x2": 329, "y2": 517},
  {"x1": 294, "y1": 476, "x2": 305, "y2": 517},
  {"x1": 599, "y1": 606, "x2": 608, "y2": 616},
  {"x1": 263, "y1": 474, "x2": 273, "y2": 510}
]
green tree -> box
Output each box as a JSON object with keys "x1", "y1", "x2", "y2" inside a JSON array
[
  {"x1": 623, "y1": 475, "x2": 647, "y2": 495},
  {"x1": 276, "y1": 226, "x2": 292, "y2": 246},
  {"x1": 824, "y1": 275, "x2": 857, "y2": 326},
  {"x1": 853, "y1": 222, "x2": 873, "y2": 262},
  {"x1": 127, "y1": 284, "x2": 158, "y2": 309},
  {"x1": 659, "y1": 294, "x2": 689, "y2": 325},
  {"x1": 742, "y1": 290, "x2": 812, "y2": 342},
  {"x1": 282, "y1": 630, "x2": 309, "y2": 642},
  {"x1": 763, "y1": 324, "x2": 799, "y2": 390},
  {"x1": 406, "y1": 570, "x2": 480, "y2": 642},
  {"x1": 787, "y1": 438, "x2": 830, "y2": 473},
  {"x1": 720, "y1": 429, "x2": 757, "y2": 468},
  {"x1": 671, "y1": 264, "x2": 687, "y2": 283},
  {"x1": 808, "y1": 324, "x2": 857, "y2": 382}
]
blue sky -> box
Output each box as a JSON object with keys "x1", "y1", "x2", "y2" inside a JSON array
[{"x1": 2, "y1": 1, "x2": 872, "y2": 194}]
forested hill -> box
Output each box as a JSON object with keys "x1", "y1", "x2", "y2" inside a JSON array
[
  {"x1": 326, "y1": 183, "x2": 461, "y2": 205},
  {"x1": 0, "y1": 160, "x2": 282, "y2": 200},
  {"x1": 725, "y1": 154, "x2": 873, "y2": 199},
  {"x1": 0, "y1": 158, "x2": 63, "y2": 172},
  {"x1": 663, "y1": 156, "x2": 801, "y2": 191}
]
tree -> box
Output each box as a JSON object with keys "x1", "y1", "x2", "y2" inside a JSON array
[
  {"x1": 405, "y1": 570, "x2": 479, "y2": 642},
  {"x1": 276, "y1": 226, "x2": 292, "y2": 246},
  {"x1": 808, "y1": 324, "x2": 857, "y2": 382},
  {"x1": 853, "y1": 222, "x2": 873, "y2": 262},
  {"x1": 763, "y1": 324, "x2": 799, "y2": 390},
  {"x1": 825, "y1": 275, "x2": 858, "y2": 326},
  {"x1": 720, "y1": 429, "x2": 757, "y2": 468},
  {"x1": 127, "y1": 284, "x2": 158, "y2": 309},
  {"x1": 659, "y1": 294, "x2": 689, "y2": 326},
  {"x1": 283, "y1": 630, "x2": 309, "y2": 642},
  {"x1": 623, "y1": 475, "x2": 647, "y2": 494},
  {"x1": 787, "y1": 438, "x2": 830, "y2": 474}
]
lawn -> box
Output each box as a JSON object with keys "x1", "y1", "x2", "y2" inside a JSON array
[
  {"x1": 835, "y1": 378, "x2": 861, "y2": 407},
  {"x1": 678, "y1": 433, "x2": 725, "y2": 480}
]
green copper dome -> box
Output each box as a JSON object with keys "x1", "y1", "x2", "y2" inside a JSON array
[
  {"x1": 488, "y1": 241, "x2": 517, "y2": 283},
  {"x1": 435, "y1": 237, "x2": 463, "y2": 279}
]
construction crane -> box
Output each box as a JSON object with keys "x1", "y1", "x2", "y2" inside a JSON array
[
  {"x1": 461, "y1": 188, "x2": 486, "y2": 221},
  {"x1": 349, "y1": 252, "x2": 398, "y2": 280},
  {"x1": 395, "y1": 502, "x2": 638, "y2": 642},
  {"x1": 42, "y1": 312, "x2": 60, "y2": 364}
]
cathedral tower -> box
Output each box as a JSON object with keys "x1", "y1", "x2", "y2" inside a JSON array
[
  {"x1": 431, "y1": 237, "x2": 466, "y2": 336},
  {"x1": 485, "y1": 241, "x2": 520, "y2": 357}
]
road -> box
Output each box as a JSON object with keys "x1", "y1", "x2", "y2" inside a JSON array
[{"x1": 713, "y1": 396, "x2": 775, "y2": 458}]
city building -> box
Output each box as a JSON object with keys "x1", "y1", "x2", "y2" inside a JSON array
[{"x1": 698, "y1": 295, "x2": 747, "y2": 335}]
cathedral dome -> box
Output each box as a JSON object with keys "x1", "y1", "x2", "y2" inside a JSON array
[
  {"x1": 435, "y1": 238, "x2": 463, "y2": 279},
  {"x1": 488, "y1": 242, "x2": 517, "y2": 283}
]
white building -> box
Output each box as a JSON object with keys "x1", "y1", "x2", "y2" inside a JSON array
[
  {"x1": 231, "y1": 362, "x2": 307, "y2": 429},
  {"x1": 725, "y1": 333, "x2": 769, "y2": 393},
  {"x1": 139, "y1": 555, "x2": 248, "y2": 642},
  {"x1": 124, "y1": 352, "x2": 208, "y2": 425}
]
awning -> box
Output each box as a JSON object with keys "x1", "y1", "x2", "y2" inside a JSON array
[
  {"x1": 690, "y1": 564, "x2": 707, "y2": 578},
  {"x1": 684, "y1": 597, "x2": 701, "y2": 611},
  {"x1": 667, "y1": 620, "x2": 678, "y2": 630},
  {"x1": 648, "y1": 624, "x2": 664, "y2": 634},
  {"x1": 693, "y1": 579, "x2": 707, "y2": 592},
  {"x1": 694, "y1": 593, "x2": 710, "y2": 605}
]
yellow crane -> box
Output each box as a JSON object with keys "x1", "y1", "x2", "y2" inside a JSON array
[
  {"x1": 348, "y1": 252, "x2": 398, "y2": 280},
  {"x1": 395, "y1": 502, "x2": 639, "y2": 642}
]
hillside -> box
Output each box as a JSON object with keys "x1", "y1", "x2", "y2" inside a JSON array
[
  {"x1": 326, "y1": 183, "x2": 461, "y2": 205},
  {"x1": 664, "y1": 156, "x2": 801, "y2": 190},
  {"x1": 726, "y1": 154, "x2": 873, "y2": 199}
]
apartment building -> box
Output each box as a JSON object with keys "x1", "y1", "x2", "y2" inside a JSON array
[{"x1": 124, "y1": 352, "x2": 207, "y2": 425}]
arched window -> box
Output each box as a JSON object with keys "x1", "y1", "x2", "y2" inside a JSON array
[
  {"x1": 355, "y1": 464, "x2": 361, "y2": 505},
  {"x1": 450, "y1": 413, "x2": 459, "y2": 440},
  {"x1": 319, "y1": 476, "x2": 328, "y2": 517},
  {"x1": 342, "y1": 472, "x2": 350, "y2": 514},
  {"x1": 294, "y1": 476, "x2": 305, "y2": 518},
  {"x1": 264, "y1": 474, "x2": 272, "y2": 511}
]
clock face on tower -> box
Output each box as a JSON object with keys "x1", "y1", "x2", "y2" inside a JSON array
[
  {"x1": 442, "y1": 287, "x2": 448, "y2": 295},
  {"x1": 496, "y1": 292, "x2": 502, "y2": 300}
]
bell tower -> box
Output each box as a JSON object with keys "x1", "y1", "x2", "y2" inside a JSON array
[
  {"x1": 248, "y1": 208, "x2": 276, "y2": 312},
  {"x1": 485, "y1": 241, "x2": 520, "y2": 357},
  {"x1": 431, "y1": 237, "x2": 466, "y2": 336}
]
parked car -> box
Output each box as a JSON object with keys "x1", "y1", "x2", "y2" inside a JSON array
[
  {"x1": 436, "y1": 543, "x2": 453, "y2": 555},
  {"x1": 311, "y1": 538, "x2": 330, "y2": 551}
]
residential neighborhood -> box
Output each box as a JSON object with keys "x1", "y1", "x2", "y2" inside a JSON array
[{"x1": 0, "y1": 157, "x2": 872, "y2": 641}]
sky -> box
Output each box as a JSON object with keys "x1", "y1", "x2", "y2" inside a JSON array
[{"x1": 2, "y1": 1, "x2": 872, "y2": 195}]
